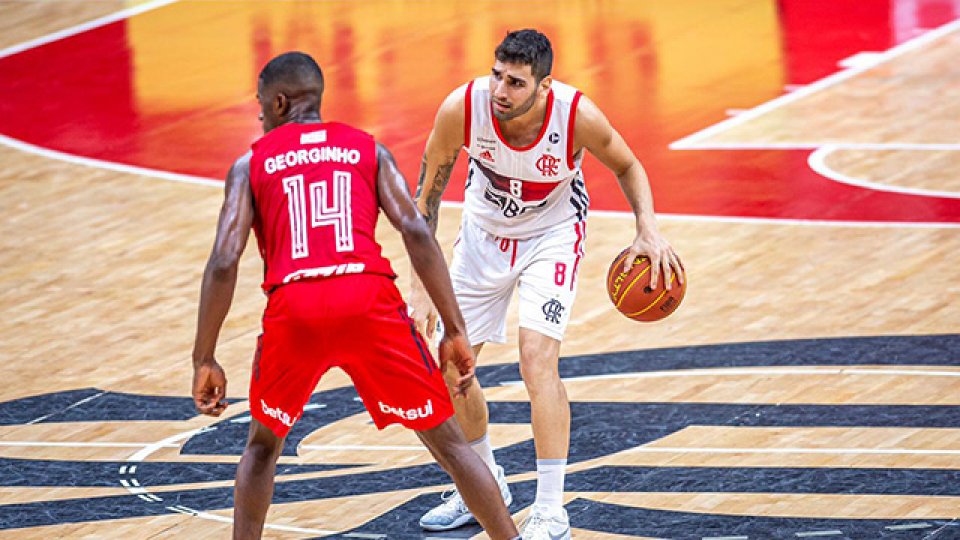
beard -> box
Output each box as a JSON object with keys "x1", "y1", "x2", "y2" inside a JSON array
[{"x1": 492, "y1": 88, "x2": 539, "y2": 121}]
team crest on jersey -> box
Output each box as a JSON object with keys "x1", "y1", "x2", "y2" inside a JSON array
[{"x1": 536, "y1": 153, "x2": 561, "y2": 177}]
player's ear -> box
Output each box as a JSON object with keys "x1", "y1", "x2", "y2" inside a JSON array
[
  {"x1": 275, "y1": 93, "x2": 290, "y2": 118},
  {"x1": 539, "y1": 75, "x2": 553, "y2": 94}
]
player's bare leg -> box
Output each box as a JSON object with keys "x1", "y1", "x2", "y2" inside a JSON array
[
  {"x1": 233, "y1": 418, "x2": 285, "y2": 540},
  {"x1": 421, "y1": 343, "x2": 512, "y2": 531},
  {"x1": 443, "y1": 343, "x2": 489, "y2": 442},
  {"x1": 517, "y1": 329, "x2": 568, "y2": 459},
  {"x1": 417, "y1": 418, "x2": 518, "y2": 539},
  {"x1": 516, "y1": 328, "x2": 571, "y2": 538}
]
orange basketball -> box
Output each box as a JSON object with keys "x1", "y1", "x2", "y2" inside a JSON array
[{"x1": 606, "y1": 248, "x2": 686, "y2": 322}]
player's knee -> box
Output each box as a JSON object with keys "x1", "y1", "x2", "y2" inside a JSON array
[
  {"x1": 518, "y1": 353, "x2": 560, "y2": 391},
  {"x1": 250, "y1": 441, "x2": 278, "y2": 461},
  {"x1": 418, "y1": 419, "x2": 469, "y2": 465},
  {"x1": 245, "y1": 421, "x2": 284, "y2": 464}
]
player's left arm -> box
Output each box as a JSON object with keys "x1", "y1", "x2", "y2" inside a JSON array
[
  {"x1": 191, "y1": 151, "x2": 255, "y2": 416},
  {"x1": 376, "y1": 142, "x2": 475, "y2": 397},
  {"x1": 574, "y1": 96, "x2": 683, "y2": 289}
]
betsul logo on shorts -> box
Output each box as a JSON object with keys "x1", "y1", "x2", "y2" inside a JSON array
[
  {"x1": 378, "y1": 399, "x2": 434, "y2": 421},
  {"x1": 260, "y1": 399, "x2": 297, "y2": 427}
]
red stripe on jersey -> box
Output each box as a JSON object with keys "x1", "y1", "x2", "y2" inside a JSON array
[
  {"x1": 571, "y1": 221, "x2": 585, "y2": 291},
  {"x1": 567, "y1": 91, "x2": 583, "y2": 170},
  {"x1": 487, "y1": 174, "x2": 561, "y2": 202},
  {"x1": 463, "y1": 80, "x2": 474, "y2": 149},
  {"x1": 510, "y1": 239, "x2": 518, "y2": 269}
]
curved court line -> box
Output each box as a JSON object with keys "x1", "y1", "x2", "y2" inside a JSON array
[
  {"x1": 1, "y1": 1, "x2": 957, "y2": 233},
  {"x1": 0, "y1": 0, "x2": 178, "y2": 60},
  {"x1": 809, "y1": 145, "x2": 960, "y2": 200},
  {"x1": 0, "y1": 0, "x2": 224, "y2": 190},
  {"x1": 11, "y1": 128, "x2": 958, "y2": 228},
  {"x1": 122, "y1": 426, "x2": 339, "y2": 535},
  {"x1": 0, "y1": 133, "x2": 220, "y2": 188},
  {"x1": 670, "y1": 18, "x2": 960, "y2": 149}
]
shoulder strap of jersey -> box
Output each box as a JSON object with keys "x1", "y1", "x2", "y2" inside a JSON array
[
  {"x1": 463, "y1": 79, "x2": 475, "y2": 149},
  {"x1": 566, "y1": 90, "x2": 583, "y2": 170}
]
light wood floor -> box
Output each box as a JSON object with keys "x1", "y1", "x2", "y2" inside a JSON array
[{"x1": 1, "y1": 1, "x2": 959, "y2": 539}]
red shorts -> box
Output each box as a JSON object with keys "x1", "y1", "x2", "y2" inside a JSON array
[{"x1": 248, "y1": 274, "x2": 454, "y2": 438}]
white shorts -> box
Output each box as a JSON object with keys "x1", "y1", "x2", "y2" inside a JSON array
[{"x1": 448, "y1": 217, "x2": 586, "y2": 344}]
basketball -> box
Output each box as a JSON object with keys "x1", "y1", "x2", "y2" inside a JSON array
[{"x1": 606, "y1": 248, "x2": 686, "y2": 322}]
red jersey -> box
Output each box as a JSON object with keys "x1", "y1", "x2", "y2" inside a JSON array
[{"x1": 249, "y1": 122, "x2": 395, "y2": 292}]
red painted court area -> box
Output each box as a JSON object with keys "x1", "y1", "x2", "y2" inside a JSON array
[{"x1": 1, "y1": 0, "x2": 959, "y2": 223}]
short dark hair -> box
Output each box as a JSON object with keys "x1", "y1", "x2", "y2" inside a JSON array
[
  {"x1": 495, "y1": 29, "x2": 553, "y2": 81},
  {"x1": 259, "y1": 51, "x2": 324, "y2": 94}
]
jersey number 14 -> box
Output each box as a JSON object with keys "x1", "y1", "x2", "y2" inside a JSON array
[{"x1": 282, "y1": 171, "x2": 354, "y2": 258}]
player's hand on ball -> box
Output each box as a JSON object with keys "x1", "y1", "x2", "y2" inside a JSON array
[
  {"x1": 438, "y1": 334, "x2": 475, "y2": 398},
  {"x1": 192, "y1": 360, "x2": 228, "y2": 416},
  {"x1": 625, "y1": 229, "x2": 684, "y2": 291}
]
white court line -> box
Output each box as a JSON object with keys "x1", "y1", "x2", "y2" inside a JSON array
[
  {"x1": 601, "y1": 210, "x2": 960, "y2": 229},
  {"x1": 499, "y1": 367, "x2": 960, "y2": 385},
  {"x1": 0, "y1": 441, "x2": 180, "y2": 448},
  {"x1": 809, "y1": 145, "x2": 960, "y2": 200},
  {"x1": 0, "y1": 0, "x2": 179, "y2": 60},
  {"x1": 0, "y1": 134, "x2": 221, "y2": 188},
  {"x1": 165, "y1": 506, "x2": 337, "y2": 535},
  {"x1": 0, "y1": 4, "x2": 954, "y2": 230},
  {"x1": 630, "y1": 446, "x2": 960, "y2": 456},
  {"x1": 126, "y1": 428, "x2": 204, "y2": 462},
  {"x1": 124, "y1": 427, "x2": 339, "y2": 535},
  {"x1": 299, "y1": 444, "x2": 428, "y2": 452},
  {"x1": 26, "y1": 390, "x2": 107, "y2": 425},
  {"x1": 671, "y1": 142, "x2": 960, "y2": 151},
  {"x1": 671, "y1": 18, "x2": 960, "y2": 149},
  {"x1": 0, "y1": 0, "x2": 222, "y2": 189},
  {"x1": 887, "y1": 523, "x2": 932, "y2": 530}
]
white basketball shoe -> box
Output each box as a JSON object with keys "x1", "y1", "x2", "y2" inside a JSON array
[
  {"x1": 520, "y1": 504, "x2": 571, "y2": 540},
  {"x1": 418, "y1": 465, "x2": 513, "y2": 531}
]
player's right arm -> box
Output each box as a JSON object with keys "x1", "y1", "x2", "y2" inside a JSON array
[
  {"x1": 191, "y1": 152, "x2": 255, "y2": 416},
  {"x1": 409, "y1": 86, "x2": 468, "y2": 337},
  {"x1": 377, "y1": 142, "x2": 475, "y2": 397}
]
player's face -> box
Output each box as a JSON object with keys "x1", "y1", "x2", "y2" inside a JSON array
[{"x1": 489, "y1": 61, "x2": 546, "y2": 121}]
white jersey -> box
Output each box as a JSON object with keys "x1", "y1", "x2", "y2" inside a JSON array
[{"x1": 462, "y1": 76, "x2": 589, "y2": 238}]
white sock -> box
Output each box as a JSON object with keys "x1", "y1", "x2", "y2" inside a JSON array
[
  {"x1": 534, "y1": 458, "x2": 566, "y2": 510},
  {"x1": 469, "y1": 434, "x2": 498, "y2": 475}
]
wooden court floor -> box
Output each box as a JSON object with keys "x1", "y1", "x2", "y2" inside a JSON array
[{"x1": 1, "y1": 1, "x2": 959, "y2": 538}]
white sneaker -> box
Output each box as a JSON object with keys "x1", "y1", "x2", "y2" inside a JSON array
[
  {"x1": 418, "y1": 465, "x2": 513, "y2": 531},
  {"x1": 520, "y1": 504, "x2": 571, "y2": 540}
]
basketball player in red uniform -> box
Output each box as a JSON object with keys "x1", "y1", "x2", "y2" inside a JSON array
[
  {"x1": 191, "y1": 52, "x2": 518, "y2": 540},
  {"x1": 410, "y1": 30, "x2": 683, "y2": 538}
]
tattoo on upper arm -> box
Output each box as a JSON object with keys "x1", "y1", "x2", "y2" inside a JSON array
[{"x1": 415, "y1": 154, "x2": 428, "y2": 200}]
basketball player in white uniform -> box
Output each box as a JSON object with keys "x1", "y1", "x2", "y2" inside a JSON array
[{"x1": 409, "y1": 29, "x2": 682, "y2": 539}]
